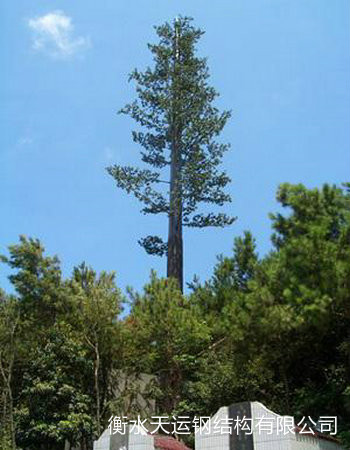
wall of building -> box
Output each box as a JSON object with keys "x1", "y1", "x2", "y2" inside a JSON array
[
  {"x1": 291, "y1": 433, "x2": 343, "y2": 450},
  {"x1": 195, "y1": 406, "x2": 230, "y2": 450}
]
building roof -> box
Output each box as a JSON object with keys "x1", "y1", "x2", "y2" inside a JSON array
[
  {"x1": 154, "y1": 435, "x2": 192, "y2": 450},
  {"x1": 294, "y1": 426, "x2": 340, "y2": 444}
]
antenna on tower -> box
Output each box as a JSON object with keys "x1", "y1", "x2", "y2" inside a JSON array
[{"x1": 174, "y1": 16, "x2": 180, "y2": 60}]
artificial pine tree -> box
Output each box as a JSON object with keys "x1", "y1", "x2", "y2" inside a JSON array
[{"x1": 108, "y1": 17, "x2": 234, "y2": 291}]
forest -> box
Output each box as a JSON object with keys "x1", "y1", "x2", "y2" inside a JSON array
[
  {"x1": 1, "y1": 182, "x2": 350, "y2": 449},
  {"x1": 1, "y1": 15, "x2": 349, "y2": 450}
]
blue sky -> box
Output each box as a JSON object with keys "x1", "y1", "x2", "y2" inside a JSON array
[{"x1": 1, "y1": 0, "x2": 349, "y2": 294}]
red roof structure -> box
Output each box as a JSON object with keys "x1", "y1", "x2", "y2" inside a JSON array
[{"x1": 154, "y1": 435, "x2": 192, "y2": 450}]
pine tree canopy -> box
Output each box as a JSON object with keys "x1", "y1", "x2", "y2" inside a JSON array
[{"x1": 107, "y1": 17, "x2": 235, "y2": 258}]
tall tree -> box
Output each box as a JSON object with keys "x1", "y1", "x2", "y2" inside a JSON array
[
  {"x1": 15, "y1": 323, "x2": 94, "y2": 450},
  {"x1": 71, "y1": 263, "x2": 123, "y2": 437},
  {"x1": 0, "y1": 235, "x2": 69, "y2": 331},
  {"x1": 0, "y1": 293, "x2": 19, "y2": 450},
  {"x1": 125, "y1": 273, "x2": 210, "y2": 414},
  {"x1": 107, "y1": 17, "x2": 234, "y2": 291},
  {"x1": 189, "y1": 183, "x2": 350, "y2": 445}
]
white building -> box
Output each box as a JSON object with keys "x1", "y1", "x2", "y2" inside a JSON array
[
  {"x1": 195, "y1": 402, "x2": 344, "y2": 450},
  {"x1": 93, "y1": 402, "x2": 344, "y2": 450},
  {"x1": 93, "y1": 423, "x2": 191, "y2": 450}
]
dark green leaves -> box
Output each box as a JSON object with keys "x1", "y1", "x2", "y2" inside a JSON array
[
  {"x1": 107, "y1": 17, "x2": 234, "y2": 257},
  {"x1": 138, "y1": 235, "x2": 168, "y2": 256}
]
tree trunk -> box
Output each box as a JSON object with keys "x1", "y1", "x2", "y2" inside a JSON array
[
  {"x1": 167, "y1": 18, "x2": 183, "y2": 292},
  {"x1": 167, "y1": 151, "x2": 183, "y2": 291},
  {"x1": 1, "y1": 384, "x2": 7, "y2": 430},
  {"x1": 8, "y1": 381, "x2": 15, "y2": 450},
  {"x1": 0, "y1": 322, "x2": 17, "y2": 450},
  {"x1": 94, "y1": 342, "x2": 101, "y2": 437}
]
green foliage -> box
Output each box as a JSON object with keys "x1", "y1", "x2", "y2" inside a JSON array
[
  {"x1": 70, "y1": 263, "x2": 124, "y2": 435},
  {"x1": 0, "y1": 293, "x2": 19, "y2": 450},
  {"x1": 107, "y1": 17, "x2": 234, "y2": 258},
  {"x1": 0, "y1": 236, "x2": 70, "y2": 330},
  {"x1": 191, "y1": 231, "x2": 258, "y2": 317},
  {"x1": 0, "y1": 182, "x2": 349, "y2": 448},
  {"x1": 125, "y1": 274, "x2": 210, "y2": 414},
  {"x1": 189, "y1": 182, "x2": 350, "y2": 445},
  {"x1": 15, "y1": 324, "x2": 93, "y2": 450},
  {"x1": 1, "y1": 242, "x2": 124, "y2": 449}
]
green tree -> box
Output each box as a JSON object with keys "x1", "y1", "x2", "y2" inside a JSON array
[
  {"x1": 15, "y1": 323, "x2": 93, "y2": 450},
  {"x1": 1, "y1": 237, "x2": 129, "y2": 448},
  {"x1": 1, "y1": 236, "x2": 70, "y2": 332},
  {"x1": 107, "y1": 17, "x2": 234, "y2": 291},
  {"x1": 191, "y1": 231, "x2": 258, "y2": 316},
  {"x1": 188, "y1": 183, "x2": 350, "y2": 446},
  {"x1": 1, "y1": 237, "x2": 94, "y2": 449},
  {"x1": 71, "y1": 263, "x2": 123, "y2": 436},
  {"x1": 267, "y1": 183, "x2": 350, "y2": 434},
  {"x1": 0, "y1": 293, "x2": 19, "y2": 450},
  {"x1": 125, "y1": 274, "x2": 210, "y2": 414}
]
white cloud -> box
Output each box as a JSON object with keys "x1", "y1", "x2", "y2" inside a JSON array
[{"x1": 28, "y1": 10, "x2": 90, "y2": 58}]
